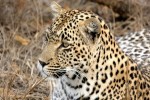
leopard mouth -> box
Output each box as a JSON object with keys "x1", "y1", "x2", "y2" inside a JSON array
[
  {"x1": 39, "y1": 69, "x2": 66, "y2": 79},
  {"x1": 45, "y1": 67, "x2": 67, "y2": 78},
  {"x1": 37, "y1": 61, "x2": 67, "y2": 79}
]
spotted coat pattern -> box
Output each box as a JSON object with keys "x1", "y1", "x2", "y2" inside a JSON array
[{"x1": 37, "y1": 2, "x2": 150, "y2": 100}]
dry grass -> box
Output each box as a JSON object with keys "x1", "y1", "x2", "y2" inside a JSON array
[
  {"x1": 0, "y1": 0, "x2": 149, "y2": 100},
  {"x1": 0, "y1": 0, "x2": 52, "y2": 99},
  {"x1": 112, "y1": 0, "x2": 150, "y2": 35}
]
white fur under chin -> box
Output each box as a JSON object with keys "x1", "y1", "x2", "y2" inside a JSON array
[
  {"x1": 37, "y1": 61, "x2": 46, "y2": 77},
  {"x1": 37, "y1": 61, "x2": 42, "y2": 73},
  {"x1": 37, "y1": 62, "x2": 86, "y2": 99}
]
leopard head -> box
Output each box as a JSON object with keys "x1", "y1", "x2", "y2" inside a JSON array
[{"x1": 37, "y1": 2, "x2": 105, "y2": 79}]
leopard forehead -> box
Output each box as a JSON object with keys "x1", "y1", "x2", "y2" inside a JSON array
[{"x1": 49, "y1": 10, "x2": 100, "y2": 36}]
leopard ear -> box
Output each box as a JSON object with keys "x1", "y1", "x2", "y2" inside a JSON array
[
  {"x1": 50, "y1": 1, "x2": 65, "y2": 18},
  {"x1": 79, "y1": 18, "x2": 100, "y2": 44}
]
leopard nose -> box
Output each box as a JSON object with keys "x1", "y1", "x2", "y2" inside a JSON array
[{"x1": 39, "y1": 60, "x2": 47, "y2": 68}]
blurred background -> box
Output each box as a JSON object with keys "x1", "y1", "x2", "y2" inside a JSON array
[{"x1": 0, "y1": 0, "x2": 150, "y2": 99}]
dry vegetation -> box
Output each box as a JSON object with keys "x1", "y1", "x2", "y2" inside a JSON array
[{"x1": 0, "y1": 0, "x2": 150, "y2": 100}]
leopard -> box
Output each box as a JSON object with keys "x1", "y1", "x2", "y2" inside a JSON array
[
  {"x1": 37, "y1": 2, "x2": 150, "y2": 100},
  {"x1": 116, "y1": 29, "x2": 150, "y2": 68}
]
